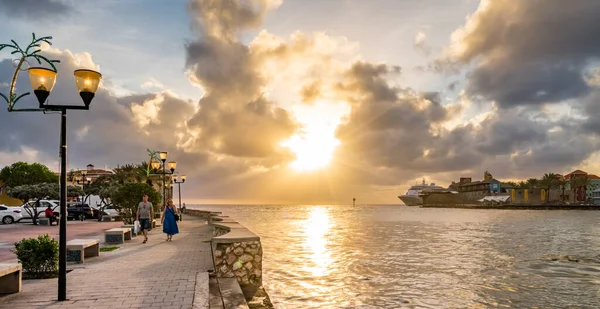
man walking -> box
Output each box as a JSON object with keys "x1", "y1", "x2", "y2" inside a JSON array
[{"x1": 136, "y1": 194, "x2": 154, "y2": 244}]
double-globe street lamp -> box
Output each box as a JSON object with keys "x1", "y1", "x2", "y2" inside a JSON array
[
  {"x1": 76, "y1": 170, "x2": 92, "y2": 187},
  {"x1": 0, "y1": 34, "x2": 102, "y2": 301},
  {"x1": 150, "y1": 151, "x2": 176, "y2": 213},
  {"x1": 173, "y1": 175, "x2": 186, "y2": 221}
]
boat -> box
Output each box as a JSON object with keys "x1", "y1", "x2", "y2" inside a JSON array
[{"x1": 398, "y1": 178, "x2": 446, "y2": 206}]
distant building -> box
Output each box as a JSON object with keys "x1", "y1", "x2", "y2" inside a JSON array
[
  {"x1": 68, "y1": 164, "x2": 113, "y2": 186},
  {"x1": 593, "y1": 188, "x2": 600, "y2": 205},
  {"x1": 586, "y1": 174, "x2": 600, "y2": 201},
  {"x1": 564, "y1": 169, "x2": 587, "y2": 181},
  {"x1": 563, "y1": 169, "x2": 600, "y2": 203},
  {"x1": 451, "y1": 171, "x2": 507, "y2": 202}
]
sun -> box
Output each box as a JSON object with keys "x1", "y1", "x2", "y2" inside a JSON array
[
  {"x1": 280, "y1": 100, "x2": 349, "y2": 172},
  {"x1": 280, "y1": 128, "x2": 340, "y2": 171}
]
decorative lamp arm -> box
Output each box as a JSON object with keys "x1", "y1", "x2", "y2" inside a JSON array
[{"x1": 0, "y1": 33, "x2": 61, "y2": 111}]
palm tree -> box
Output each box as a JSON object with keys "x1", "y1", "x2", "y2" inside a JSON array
[
  {"x1": 526, "y1": 178, "x2": 538, "y2": 189},
  {"x1": 112, "y1": 163, "x2": 147, "y2": 184},
  {"x1": 557, "y1": 178, "x2": 569, "y2": 202},
  {"x1": 518, "y1": 181, "x2": 528, "y2": 189},
  {"x1": 541, "y1": 173, "x2": 558, "y2": 190},
  {"x1": 571, "y1": 175, "x2": 590, "y2": 203}
]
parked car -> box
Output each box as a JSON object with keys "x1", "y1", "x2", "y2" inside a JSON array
[
  {"x1": 20, "y1": 200, "x2": 65, "y2": 220},
  {"x1": 0, "y1": 205, "x2": 23, "y2": 224},
  {"x1": 94, "y1": 205, "x2": 119, "y2": 221},
  {"x1": 67, "y1": 203, "x2": 95, "y2": 221}
]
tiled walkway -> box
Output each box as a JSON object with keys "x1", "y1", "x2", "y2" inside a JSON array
[
  {"x1": 0, "y1": 216, "x2": 214, "y2": 309},
  {"x1": 0, "y1": 220, "x2": 123, "y2": 262}
]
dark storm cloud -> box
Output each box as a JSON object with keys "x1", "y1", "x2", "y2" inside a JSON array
[
  {"x1": 333, "y1": 60, "x2": 600, "y2": 184},
  {"x1": 441, "y1": 0, "x2": 600, "y2": 108},
  {"x1": 0, "y1": 0, "x2": 73, "y2": 20}
]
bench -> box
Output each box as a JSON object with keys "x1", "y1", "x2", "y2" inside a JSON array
[
  {"x1": 105, "y1": 228, "x2": 132, "y2": 244},
  {"x1": 38, "y1": 217, "x2": 60, "y2": 226},
  {"x1": 0, "y1": 263, "x2": 22, "y2": 294},
  {"x1": 67, "y1": 239, "x2": 100, "y2": 263},
  {"x1": 121, "y1": 224, "x2": 139, "y2": 237}
]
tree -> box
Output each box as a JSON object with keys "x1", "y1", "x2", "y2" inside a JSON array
[
  {"x1": 112, "y1": 163, "x2": 147, "y2": 184},
  {"x1": 0, "y1": 162, "x2": 58, "y2": 187},
  {"x1": 91, "y1": 175, "x2": 121, "y2": 217},
  {"x1": 570, "y1": 175, "x2": 590, "y2": 203},
  {"x1": 556, "y1": 178, "x2": 569, "y2": 202},
  {"x1": 112, "y1": 183, "x2": 160, "y2": 224},
  {"x1": 526, "y1": 178, "x2": 538, "y2": 189},
  {"x1": 6, "y1": 183, "x2": 84, "y2": 225},
  {"x1": 540, "y1": 173, "x2": 558, "y2": 190},
  {"x1": 505, "y1": 181, "x2": 518, "y2": 188}
]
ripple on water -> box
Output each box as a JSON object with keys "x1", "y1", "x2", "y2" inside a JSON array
[{"x1": 192, "y1": 205, "x2": 600, "y2": 309}]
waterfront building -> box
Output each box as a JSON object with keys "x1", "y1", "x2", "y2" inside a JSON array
[
  {"x1": 563, "y1": 169, "x2": 600, "y2": 203},
  {"x1": 66, "y1": 164, "x2": 113, "y2": 185}
]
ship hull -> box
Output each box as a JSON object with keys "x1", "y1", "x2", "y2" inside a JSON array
[{"x1": 398, "y1": 195, "x2": 423, "y2": 206}]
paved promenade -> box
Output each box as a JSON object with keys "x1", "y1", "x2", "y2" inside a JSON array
[{"x1": 0, "y1": 216, "x2": 214, "y2": 309}]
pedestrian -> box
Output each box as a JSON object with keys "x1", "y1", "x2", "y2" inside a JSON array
[
  {"x1": 161, "y1": 199, "x2": 179, "y2": 241},
  {"x1": 136, "y1": 194, "x2": 154, "y2": 244},
  {"x1": 44, "y1": 205, "x2": 55, "y2": 226}
]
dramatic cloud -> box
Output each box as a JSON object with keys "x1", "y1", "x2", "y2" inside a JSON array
[
  {"x1": 0, "y1": 0, "x2": 73, "y2": 20},
  {"x1": 441, "y1": 0, "x2": 600, "y2": 108},
  {"x1": 4, "y1": 0, "x2": 600, "y2": 203},
  {"x1": 332, "y1": 58, "x2": 600, "y2": 186},
  {"x1": 413, "y1": 30, "x2": 431, "y2": 56},
  {"x1": 185, "y1": 0, "x2": 297, "y2": 160}
]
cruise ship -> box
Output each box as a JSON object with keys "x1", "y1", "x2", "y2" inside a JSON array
[{"x1": 398, "y1": 179, "x2": 446, "y2": 206}]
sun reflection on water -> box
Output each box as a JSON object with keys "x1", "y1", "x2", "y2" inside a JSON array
[{"x1": 303, "y1": 207, "x2": 332, "y2": 277}]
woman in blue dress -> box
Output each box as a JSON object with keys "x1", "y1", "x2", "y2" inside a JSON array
[{"x1": 161, "y1": 199, "x2": 179, "y2": 241}]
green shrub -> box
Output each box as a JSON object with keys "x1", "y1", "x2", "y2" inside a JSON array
[
  {"x1": 13, "y1": 234, "x2": 59, "y2": 279},
  {"x1": 113, "y1": 182, "x2": 160, "y2": 224}
]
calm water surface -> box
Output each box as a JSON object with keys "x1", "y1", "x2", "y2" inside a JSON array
[{"x1": 191, "y1": 205, "x2": 600, "y2": 309}]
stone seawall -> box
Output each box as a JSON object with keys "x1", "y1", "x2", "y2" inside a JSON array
[
  {"x1": 213, "y1": 240, "x2": 263, "y2": 296},
  {"x1": 184, "y1": 209, "x2": 274, "y2": 308}
]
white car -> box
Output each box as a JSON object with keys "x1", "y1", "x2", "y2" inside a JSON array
[
  {"x1": 20, "y1": 200, "x2": 67, "y2": 220},
  {"x1": 91, "y1": 204, "x2": 119, "y2": 220},
  {"x1": 0, "y1": 205, "x2": 23, "y2": 224},
  {"x1": 103, "y1": 205, "x2": 119, "y2": 217}
]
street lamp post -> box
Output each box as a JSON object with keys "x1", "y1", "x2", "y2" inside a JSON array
[
  {"x1": 150, "y1": 153, "x2": 176, "y2": 214},
  {"x1": 173, "y1": 175, "x2": 186, "y2": 221},
  {"x1": 1, "y1": 34, "x2": 102, "y2": 301},
  {"x1": 76, "y1": 171, "x2": 91, "y2": 220}
]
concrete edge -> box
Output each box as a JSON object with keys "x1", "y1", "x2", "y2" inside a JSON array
[
  {"x1": 219, "y1": 277, "x2": 249, "y2": 309},
  {"x1": 192, "y1": 272, "x2": 210, "y2": 309}
]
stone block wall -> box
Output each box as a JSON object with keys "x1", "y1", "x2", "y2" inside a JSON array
[
  {"x1": 213, "y1": 241, "x2": 263, "y2": 300},
  {"x1": 184, "y1": 209, "x2": 213, "y2": 219},
  {"x1": 213, "y1": 226, "x2": 229, "y2": 237}
]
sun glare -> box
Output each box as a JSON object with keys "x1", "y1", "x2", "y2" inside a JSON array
[
  {"x1": 280, "y1": 100, "x2": 349, "y2": 172},
  {"x1": 303, "y1": 207, "x2": 332, "y2": 277}
]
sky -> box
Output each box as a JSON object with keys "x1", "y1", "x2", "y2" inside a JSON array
[{"x1": 1, "y1": 0, "x2": 600, "y2": 204}]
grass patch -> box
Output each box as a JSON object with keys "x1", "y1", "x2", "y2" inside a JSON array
[{"x1": 100, "y1": 246, "x2": 120, "y2": 252}]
